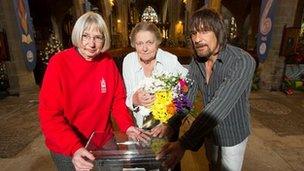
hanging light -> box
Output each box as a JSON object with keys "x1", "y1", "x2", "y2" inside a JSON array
[{"x1": 141, "y1": 6, "x2": 158, "y2": 23}]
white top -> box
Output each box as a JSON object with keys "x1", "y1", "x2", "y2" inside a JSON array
[{"x1": 122, "y1": 48, "x2": 188, "y2": 127}]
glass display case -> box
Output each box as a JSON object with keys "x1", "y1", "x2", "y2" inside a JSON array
[{"x1": 85, "y1": 132, "x2": 169, "y2": 171}]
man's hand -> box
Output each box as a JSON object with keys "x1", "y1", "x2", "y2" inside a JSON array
[
  {"x1": 126, "y1": 126, "x2": 151, "y2": 144},
  {"x1": 156, "y1": 141, "x2": 185, "y2": 169},
  {"x1": 72, "y1": 147, "x2": 95, "y2": 171},
  {"x1": 150, "y1": 123, "x2": 173, "y2": 138}
]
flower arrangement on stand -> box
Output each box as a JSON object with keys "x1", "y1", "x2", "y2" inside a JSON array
[
  {"x1": 282, "y1": 35, "x2": 304, "y2": 95},
  {"x1": 136, "y1": 72, "x2": 192, "y2": 129},
  {"x1": 39, "y1": 31, "x2": 63, "y2": 65},
  {"x1": 0, "y1": 62, "x2": 9, "y2": 92},
  {"x1": 282, "y1": 75, "x2": 295, "y2": 95},
  {"x1": 282, "y1": 74, "x2": 304, "y2": 95},
  {"x1": 35, "y1": 31, "x2": 63, "y2": 86}
]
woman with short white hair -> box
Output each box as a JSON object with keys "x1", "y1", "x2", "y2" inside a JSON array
[{"x1": 39, "y1": 12, "x2": 148, "y2": 171}]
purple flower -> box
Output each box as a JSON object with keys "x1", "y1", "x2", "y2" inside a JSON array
[{"x1": 173, "y1": 94, "x2": 192, "y2": 113}]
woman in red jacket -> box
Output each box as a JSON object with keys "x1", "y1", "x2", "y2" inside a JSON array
[{"x1": 39, "y1": 11, "x2": 148, "y2": 171}]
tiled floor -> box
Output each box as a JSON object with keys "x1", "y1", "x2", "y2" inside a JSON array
[{"x1": 0, "y1": 89, "x2": 303, "y2": 171}]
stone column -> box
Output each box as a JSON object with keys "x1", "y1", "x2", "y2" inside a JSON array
[
  {"x1": 116, "y1": 0, "x2": 129, "y2": 47},
  {"x1": 0, "y1": 0, "x2": 38, "y2": 95},
  {"x1": 207, "y1": 0, "x2": 222, "y2": 12},
  {"x1": 247, "y1": 0, "x2": 260, "y2": 50},
  {"x1": 99, "y1": 0, "x2": 114, "y2": 47},
  {"x1": 168, "y1": 0, "x2": 182, "y2": 43},
  {"x1": 73, "y1": 0, "x2": 84, "y2": 18}
]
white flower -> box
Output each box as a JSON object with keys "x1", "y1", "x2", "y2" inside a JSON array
[{"x1": 137, "y1": 77, "x2": 165, "y2": 94}]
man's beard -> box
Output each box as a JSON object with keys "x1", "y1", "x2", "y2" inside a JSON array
[{"x1": 194, "y1": 43, "x2": 213, "y2": 58}]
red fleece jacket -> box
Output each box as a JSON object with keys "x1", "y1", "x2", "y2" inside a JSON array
[{"x1": 39, "y1": 47, "x2": 134, "y2": 156}]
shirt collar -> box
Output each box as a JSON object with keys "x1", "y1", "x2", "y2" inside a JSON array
[
  {"x1": 216, "y1": 45, "x2": 230, "y2": 64},
  {"x1": 155, "y1": 48, "x2": 165, "y2": 64}
]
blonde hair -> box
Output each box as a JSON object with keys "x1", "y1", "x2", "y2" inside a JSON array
[
  {"x1": 71, "y1": 12, "x2": 110, "y2": 52},
  {"x1": 129, "y1": 22, "x2": 162, "y2": 48}
]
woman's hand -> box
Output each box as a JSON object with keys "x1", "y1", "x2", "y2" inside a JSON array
[
  {"x1": 150, "y1": 123, "x2": 172, "y2": 138},
  {"x1": 126, "y1": 126, "x2": 151, "y2": 144},
  {"x1": 72, "y1": 147, "x2": 95, "y2": 171},
  {"x1": 133, "y1": 89, "x2": 155, "y2": 107}
]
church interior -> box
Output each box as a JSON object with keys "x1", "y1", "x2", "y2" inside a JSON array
[{"x1": 0, "y1": 0, "x2": 304, "y2": 170}]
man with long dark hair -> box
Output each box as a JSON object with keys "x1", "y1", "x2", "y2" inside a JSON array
[{"x1": 157, "y1": 8, "x2": 256, "y2": 171}]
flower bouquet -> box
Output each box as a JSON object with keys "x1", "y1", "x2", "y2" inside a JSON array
[{"x1": 136, "y1": 72, "x2": 192, "y2": 129}]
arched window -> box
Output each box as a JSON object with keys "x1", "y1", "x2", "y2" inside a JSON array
[{"x1": 141, "y1": 6, "x2": 158, "y2": 23}]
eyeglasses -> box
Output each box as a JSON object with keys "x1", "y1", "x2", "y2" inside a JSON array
[
  {"x1": 82, "y1": 34, "x2": 104, "y2": 43},
  {"x1": 135, "y1": 40, "x2": 155, "y2": 47}
]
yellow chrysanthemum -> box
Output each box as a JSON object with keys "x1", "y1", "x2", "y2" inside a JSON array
[{"x1": 150, "y1": 90, "x2": 173, "y2": 123}]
